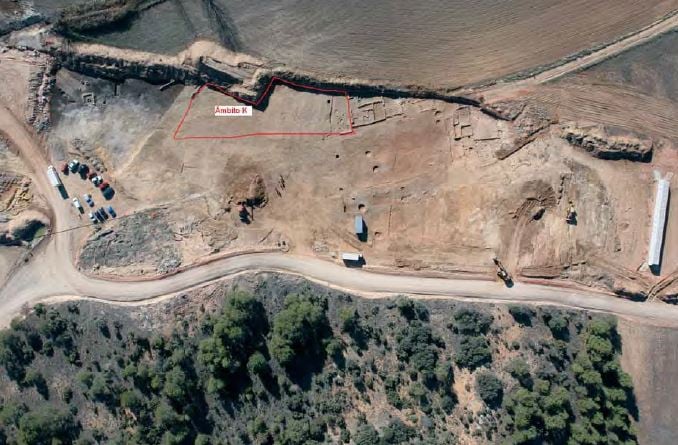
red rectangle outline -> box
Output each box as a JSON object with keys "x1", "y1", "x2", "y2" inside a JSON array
[{"x1": 173, "y1": 76, "x2": 355, "y2": 140}]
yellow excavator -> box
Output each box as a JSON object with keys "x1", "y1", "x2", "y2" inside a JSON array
[
  {"x1": 493, "y1": 256, "x2": 513, "y2": 286},
  {"x1": 566, "y1": 201, "x2": 577, "y2": 224}
]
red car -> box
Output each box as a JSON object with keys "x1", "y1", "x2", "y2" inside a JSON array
[
  {"x1": 60, "y1": 163, "x2": 69, "y2": 174},
  {"x1": 87, "y1": 172, "x2": 97, "y2": 180},
  {"x1": 98, "y1": 181, "x2": 109, "y2": 191}
]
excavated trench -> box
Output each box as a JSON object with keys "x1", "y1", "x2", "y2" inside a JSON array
[{"x1": 51, "y1": 47, "x2": 485, "y2": 109}]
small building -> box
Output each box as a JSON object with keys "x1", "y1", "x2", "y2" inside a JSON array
[
  {"x1": 648, "y1": 177, "x2": 670, "y2": 269},
  {"x1": 342, "y1": 252, "x2": 362, "y2": 262},
  {"x1": 341, "y1": 252, "x2": 364, "y2": 267},
  {"x1": 354, "y1": 215, "x2": 364, "y2": 235}
]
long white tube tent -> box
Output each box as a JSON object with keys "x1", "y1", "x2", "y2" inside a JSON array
[{"x1": 648, "y1": 176, "x2": 670, "y2": 268}]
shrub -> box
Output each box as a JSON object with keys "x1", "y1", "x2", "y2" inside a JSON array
[
  {"x1": 247, "y1": 351, "x2": 268, "y2": 376},
  {"x1": 89, "y1": 374, "x2": 113, "y2": 402},
  {"x1": 381, "y1": 419, "x2": 415, "y2": 444},
  {"x1": 0, "y1": 332, "x2": 34, "y2": 381},
  {"x1": 163, "y1": 366, "x2": 190, "y2": 403},
  {"x1": 120, "y1": 390, "x2": 144, "y2": 415},
  {"x1": 441, "y1": 394, "x2": 457, "y2": 414},
  {"x1": 396, "y1": 321, "x2": 439, "y2": 372},
  {"x1": 0, "y1": 401, "x2": 27, "y2": 427},
  {"x1": 506, "y1": 358, "x2": 532, "y2": 388},
  {"x1": 454, "y1": 336, "x2": 491, "y2": 370},
  {"x1": 277, "y1": 418, "x2": 324, "y2": 445},
  {"x1": 508, "y1": 306, "x2": 535, "y2": 326},
  {"x1": 22, "y1": 370, "x2": 48, "y2": 399},
  {"x1": 451, "y1": 308, "x2": 492, "y2": 335},
  {"x1": 18, "y1": 406, "x2": 78, "y2": 445},
  {"x1": 339, "y1": 307, "x2": 359, "y2": 333},
  {"x1": 354, "y1": 424, "x2": 380, "y2": 445},
  {"x1": 476, "y1": 371, "x2": 503, "y2": 409},
  {"x1": 544, "y1": 312, "x2": 569, "y2": 340},
  {"x1": 396, "y1": 297, "x2": 429, "y2": 321}
]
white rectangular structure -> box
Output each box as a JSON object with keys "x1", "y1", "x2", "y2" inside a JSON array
[
  {"x1": 46, "y1": 165, "x2": 62, "y2": 188},
  {"x1": 341, "y1": 252, "x2": 363, "y2": 262},
  {"x1": 648, "y1": 178, "x2": 670, "y2": 267}
]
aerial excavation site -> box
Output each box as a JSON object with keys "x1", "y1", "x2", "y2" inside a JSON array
[{"x1": 0, "y1": 1, "x2": 678, "y2": 444}]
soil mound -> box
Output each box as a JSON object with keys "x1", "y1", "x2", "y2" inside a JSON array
[{"x1": 561, "y1": 123, "x2": 652, "y2": 161}]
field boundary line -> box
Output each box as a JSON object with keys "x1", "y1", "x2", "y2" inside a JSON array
[{"x1": 173, "y1": 76, "x2": 355, "y2": 140}]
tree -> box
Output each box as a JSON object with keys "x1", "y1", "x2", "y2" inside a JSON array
[
  {"x1": 269, "y1": 294, "x2": 330, "y2": 368},
  {"x1": 0, "y1": 402, "x2": 27, "y2": 427},
  {"x1": 508, "y1": 306, "x2": 534, "y2": 326},
  {"x1": 120, "y1": 390, "x2": 145, "y2": 416},
  {"x1": 17, "y1": 406, "x2": 78, "y2": 445},
  {"x1": 0, "y1": 332, "x2": 34, "y2": 381},
  {"x1": 90, "y1": 374, "x2": 113, "y2": 403},
  {"x1": 198, "y1": 291, "x2": 268, "y2": 391},
  {"x1": 396, "y1": 321, "x2": 439, "y2": 372},
  {"x1": 22, "y1": 370, "x2": 48, "y2": 399},
  {"x1": 476, "y1": 371, "x2": 503, "y2": 409},
  {"x1": 451, "y1": 308, "x2": 492, "y2": 335},
  {"x1": 454, "y1": 336, "x2": 491, "y2": 370},
  {"x1": 395, "y1": 297, "x2": 428, "y2": 321},
  {"x1": 354, "y1": 424, "x2": 379, "y2": 445},
  {"x1": 163, "y1": 366, "x2": 190, "y2": 403},
  {"x1": 543, "y1": 311, "x2": 569, "y2": 340},
  {"x1": 381, "y1": 419, "x2": 414, "y2": 444},
  {"x1": 506, "y1": 358, "x2": 532, "y2": 388},
  {"x1": 247, "y1": 351, "x2": 268, "y2": 376},
  {"x1": 339, "y1": 307, "x2": 359, "y2": 333}
]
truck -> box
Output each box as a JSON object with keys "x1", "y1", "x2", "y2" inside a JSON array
[
  {"x1": 341, "y1": 252, "x2": 364, "y2": 267},
  {"x1": 47, "y1": 165, "x2": 62, "y2": 188}
]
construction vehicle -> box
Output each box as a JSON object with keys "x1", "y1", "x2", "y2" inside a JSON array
[
  {"x1": 68, "y1": 159, "x2": 80, "y2": 173},
  {"x1": 493, "y1": 256, "x2": 513, "y2": 286},
  {"x1": 566, "y1": 201, "x2": 577, "y2": 224}
]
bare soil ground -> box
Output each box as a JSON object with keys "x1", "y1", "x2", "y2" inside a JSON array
[
  {"x1": 176, "y1": 84, "x2": 351, "y2": 138},
  {"x1": 482, "y1": 29, "x2": 678, "y2": 290},
  {"x1": 49, "y1": 74, "x2": 672, "y2": 299},
  {"x1": 0, "y1": 51, "x2": 50, "y2": 279}
]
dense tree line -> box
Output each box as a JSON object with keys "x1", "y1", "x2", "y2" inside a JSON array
[{"x1": 0, "y1": 287, "x2": 638, "y2": 445}]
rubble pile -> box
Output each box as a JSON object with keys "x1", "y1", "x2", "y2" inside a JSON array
[{"x1": 561, "y1": 123, "x2": 653, "y2": 162}]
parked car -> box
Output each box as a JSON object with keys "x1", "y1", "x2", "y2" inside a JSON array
[
  {"x1": 88, "y1": 212, "x2": 97, "y2": 223},
  {"x1": 106, "y1": 205, "x2": 117, "y2": 218},
  {"x1": 78, "y1": 163, "x2": 89, "y2": 176},
  {"x1": 102, "y1": 186, "x2": 114, "y2": 200},
  {"x1": 60, "y1": 163, "x2": 69, "y2": 175},
  {"x1": 72, "y1": 197, "x2": 83, "y2": 211},
  {"x1": 91, "y1": 175, "x2": 103, "y2": 186},
  {"x1": 94, "y1": 209, "x2": 105, "y2": 222},
  {"x1": 83, "y1": 193, "x2": 94, "y2": 207},
  {"x1": 87, "y1": 172, "x2": 97, "y2": 181},
  {"x1": 98, "y1": 207, "x2": 109, "y2": 220},
  {"x1": 98, "y1": 181, "x2": 109, "y2": 191},
  {"x1": 68, "y1": 159, "x2": 80, "y2": 173}
]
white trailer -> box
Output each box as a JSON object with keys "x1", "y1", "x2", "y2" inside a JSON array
[
  {"x1": 46, "y1": 165, "x2": 62, "y2": 188},
  {"x1": 648, "y1": 177, "x2": 670, "y2": 268}
]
